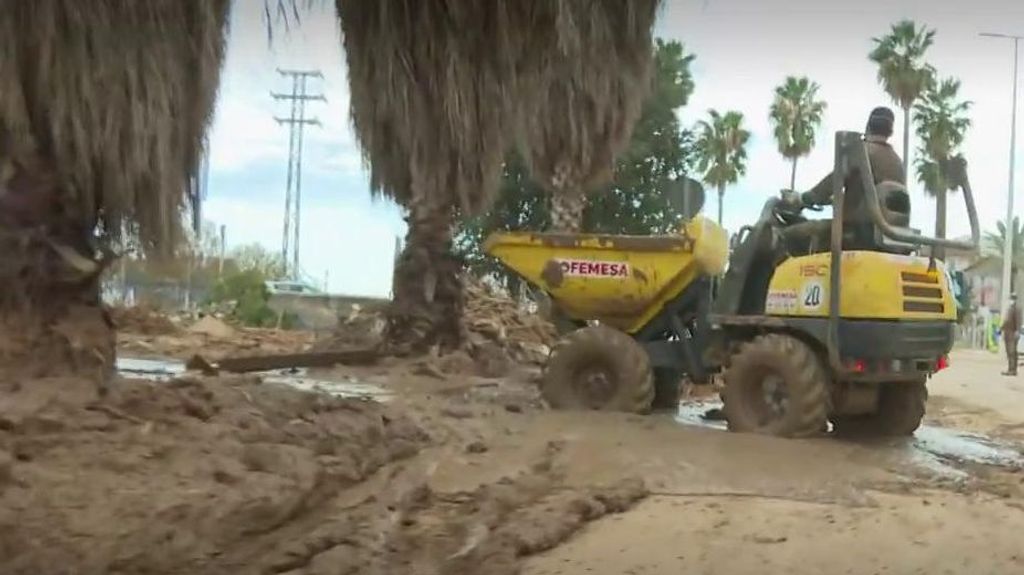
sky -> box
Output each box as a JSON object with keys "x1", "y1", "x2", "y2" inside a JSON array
[{"x1": 203, "y1": 0, "x2": 1024, "y2": 298}]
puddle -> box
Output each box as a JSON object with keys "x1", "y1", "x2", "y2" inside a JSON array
[
  {"x1": 675, "y1": 399, "x2": 1024, "y2": 478},
  {"x1": 909, "y1": 426, "x2": 1024, "y2": 471},
  {"x1": 116, "y1": 357, "x2": 186, "y2": 380},
  {"x1": 262, "y1": 369, "x2": 392, "y2": 401},
  {"x1": 675, "y1": 400, "x2": 728, "y2": 431},
  {"x1": 116, "y1": 356, "x2": 390, "y2": 401}
]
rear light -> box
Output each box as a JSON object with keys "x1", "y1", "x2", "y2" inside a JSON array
[
  {"x1": 850, "y1": 359, "x2": 866, "y2": 373},
  {"x1": 936, "y1": 355, "x2": 949, "y2": 372}
]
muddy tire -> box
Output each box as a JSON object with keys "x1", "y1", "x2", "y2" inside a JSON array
[
  {"x1": 542, "y1": 326, "x2": 654, "y2": 413},
  {"x1": 832, "y1": 379, "x2": 927, "y2": 437},
  {"x1": 651, "y1": 368, "x2": 682, "y2": 411},
  {"x1": 722, "y1": 334, "x2": 829, "y2": 438}
]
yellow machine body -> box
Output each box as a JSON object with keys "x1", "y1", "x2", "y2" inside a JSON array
[
  {"x1": 484, "y1": 217, "x2": 728, "y2": 333},
  {"x1": 763, "y1": 251, "x2": 955, "y2": 321}
]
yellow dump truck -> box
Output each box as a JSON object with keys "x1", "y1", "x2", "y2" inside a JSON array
[{"x1": 485, "y1": 131, "x2": 980, "y2": 438}]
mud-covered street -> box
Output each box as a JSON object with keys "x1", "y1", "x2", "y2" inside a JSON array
[{"x1": 3, "y1": 313, "x2": 1022, "y2": 575}]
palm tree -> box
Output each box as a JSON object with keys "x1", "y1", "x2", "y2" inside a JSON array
[
  {"x1": 868, "y1": 20, "x2": 937, "y2": 177},
  {"x1": 913, "y1": 77, "x2": 972, "y2": 239},
  {"x1": 985, "y1": 218, "x2": 1024, "y2": 292},
  {"x1": 769, "y1": 77, "x2": 827, "y2": 190},
  {"x1": 338, "y1": 0, "x2": 663, "y2": 353},
  {"x1": 0, "y1": 0, "x2": 668, "y2": 377},
  {"x1": 516, "y1": 2, "x2": 663, "y2": 233},
  {"x1": 695, "y1": 110, "x2": 751, "y2": 226},
  {"x1": 0, "y1": 2, "x2": 231, "y2": 380}
]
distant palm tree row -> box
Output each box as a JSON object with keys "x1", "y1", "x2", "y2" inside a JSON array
[{"x1": 694, "y1": 19, "x2": 973, "y2": 236}]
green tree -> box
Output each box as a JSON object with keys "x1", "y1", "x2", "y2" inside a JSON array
[
  {"x1": 229, "y1": 244, "x2": 287, "y2": 279},
  {"x1": 769, "y1": 76, "x2": 827, "y2": 190},
  {"x1": 694, "y1": 109, "x2": 751, "y2": 227},
  {"x1": 913, "y1": 77, "x2": 972, "y2": 240},
  {"x1": 869, "y1": 20, "x2": 937, "y2": 176},
  {"x1": 207, "y1": 244, "x2": 292, "y2": 328},
  {"x1": 456, "y1": 40, "x2": 699, "y2": 293}
]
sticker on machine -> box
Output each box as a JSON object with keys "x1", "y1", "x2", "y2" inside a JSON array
[
  {"x1": 555, "y1": 259, "x2": 631, "y2": 278},
  {"x1": 801, "y1": 280, "x2": 825, "y2": 311},
  {"x1": 765, "y1": 290, "x2": 798, "y2": 313}
]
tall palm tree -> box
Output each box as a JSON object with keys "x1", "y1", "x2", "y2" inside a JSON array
[
  {"x1": 0, "y1": 2, "x2": 231, "y2": 380},
  {"x1": 869, "y1": 20, "x2": 937, "y2": 177},
  {"x1": 517, "y1": 1, "x2": 663, "y2": 233},
  {"x1": 695, "y1": 110, "x2": 750, "y2": 226},
  {"x1": 913, "y1": 77, "x2": 972, "y2": 239},
  {"x1": 769, "y1": 77, "x2": 827, "y2": 190},
  {"x1": 337, "y1": 0, "x2": 663, "y2": 353}
]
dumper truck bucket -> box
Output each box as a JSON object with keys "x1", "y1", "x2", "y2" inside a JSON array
[{"x1": 483, "y1": 217, "x2": 728, "y2": 334}]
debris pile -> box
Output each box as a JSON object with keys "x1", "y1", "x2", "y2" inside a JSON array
[
  {"x1": 313, "y1": 279, "x2": 556, "y2": 376},
  {"x1": 311, "y1": 303, "x2": 388, "y2": 351},
  {"x1": 462, "y1": 279, "x2": 556, "y2": 369}
]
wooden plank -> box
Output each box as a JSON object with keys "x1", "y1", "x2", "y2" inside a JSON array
[{"x1": 186, "y1": 348, "x2": 380, "y2": 375}]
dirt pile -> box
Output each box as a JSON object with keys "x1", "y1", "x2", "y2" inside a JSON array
[
  {"x1": 109, "y1": 305, "x2": 180, "y2": 336},
  {"x1": 0, "y1": 371, "x2": 645, "y2": 574},
  {"x1": 188, "y1": 315, "x2": 236, "y2": 338},
  {"x1": 0, "y1": 374, "x2": 429, "y2": 574}
]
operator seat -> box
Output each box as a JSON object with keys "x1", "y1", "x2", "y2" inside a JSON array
[{"x1": 781, "y1": 180, "x2": 916, "y2": 256}]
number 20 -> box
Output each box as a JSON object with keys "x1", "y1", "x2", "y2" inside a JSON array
[{"x1": 804, "y1": 285, "x2": 822, "y2": 307}]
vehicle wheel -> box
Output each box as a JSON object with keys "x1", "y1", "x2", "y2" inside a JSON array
[
  {"x1": 542, "y1": 326, "x2": 654, "y2": 413},
  {"x1": 651, "y1": 368, "x2": 682, "y2": 411},
  {"x1": 722, "y1": 334, "x2": 829, "y2": 438},
  {"x1": 832, "y1": 379, "x2": 927, "y2": 437}
]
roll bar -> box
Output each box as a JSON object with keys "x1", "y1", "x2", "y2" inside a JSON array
[{"x1": 843, "y1": 131, "x2": 981, "y2": 252}]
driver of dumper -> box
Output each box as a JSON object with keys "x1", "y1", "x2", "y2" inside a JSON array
[{"x1": 782, "y1": 106, "x2": 905, "y2": 250}]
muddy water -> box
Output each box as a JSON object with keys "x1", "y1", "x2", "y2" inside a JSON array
[
  {"x1": 115, "y1": 356, "x2": 391, "y2": 400},
  {"x1": 675, "y1": 399, "x2": 1024, "y2": 478}
]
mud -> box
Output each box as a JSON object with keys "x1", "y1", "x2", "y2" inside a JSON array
[
  {"x1": 1, "y1": 357, "x2": 647, "y2": 574},
  {"x1": 0, "y1": 373, "x2": 431, "y2": 573}
]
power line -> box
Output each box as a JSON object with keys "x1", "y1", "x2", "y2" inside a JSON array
[{"x1": 272, "y1": 68, "x2": 325, "y2": 279}]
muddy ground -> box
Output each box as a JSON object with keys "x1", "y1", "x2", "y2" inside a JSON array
[{"x1": 2, "y1": 322, "x2": 1023, "y2": 573}]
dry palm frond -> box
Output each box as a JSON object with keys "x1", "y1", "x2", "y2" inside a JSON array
[
  {"x1": 517, "y1": 0, "x2": 662, "y2": 198},
  {"x1": 0, "y1": 0, "x2": 231, "y2": 255},
  {"x1": 336, "y1": 0, "x2": 530, "y2": 216}
]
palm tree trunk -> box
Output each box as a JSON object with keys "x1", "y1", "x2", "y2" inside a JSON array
[
  {"x1": 0, "y1": 156, "x2": 114, "y2": 388},
  {"x1": 384, "y1": 196, "x2": 464, "y2": 356},
  {"x1": 717, "y1": 185, "x2": 725, "y2": 226},
  {"x1": 550, "y1": 193, "x2": 586, "y2": 233},
  {"x1": 790, "y1": 158, "x2": 798, "y2": 191},
  {"x1": 935, "y1": 189, "x2": 948, "y2": 240},
  {"x1": 385, "y1": 195, "x2": 464, "y2": 354},
  {"x1": 902, "y1": 106, "x2": 911, "y2": 178}
]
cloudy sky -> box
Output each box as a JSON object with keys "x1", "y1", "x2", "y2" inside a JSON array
[{"x1": 204, "y1": 0, "x2": 1024, "y2": 297}]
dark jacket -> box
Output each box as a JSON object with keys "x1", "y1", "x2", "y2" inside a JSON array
[
  {"x1": 1003, "y1": 303, "x2": 1022, "y2": 335},
  {"x1": 800, "y1": 136, "x2": 905, "y2": 224}
]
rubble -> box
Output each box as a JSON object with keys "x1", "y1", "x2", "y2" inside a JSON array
[{"x1": 313, "y1": 278, "x2": 556, "y2": 377}]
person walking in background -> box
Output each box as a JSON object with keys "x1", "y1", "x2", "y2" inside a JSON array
[{"x1": 1002, "y1": 294, "x2": 1021, "y2": 376}]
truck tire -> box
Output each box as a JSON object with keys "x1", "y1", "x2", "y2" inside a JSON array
[
  {"x1": 651, "y1": 368, "x2": 683, "y2": 411},
  {"x1": 542, "y1": 326, "x2": 654, "y2": 413},
  {"x1": 832, "y1": 379, "x2": 927, "y2": 437},
  {"x1": 722, "y1": 334, "x2": 829, "y2": 438}
]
